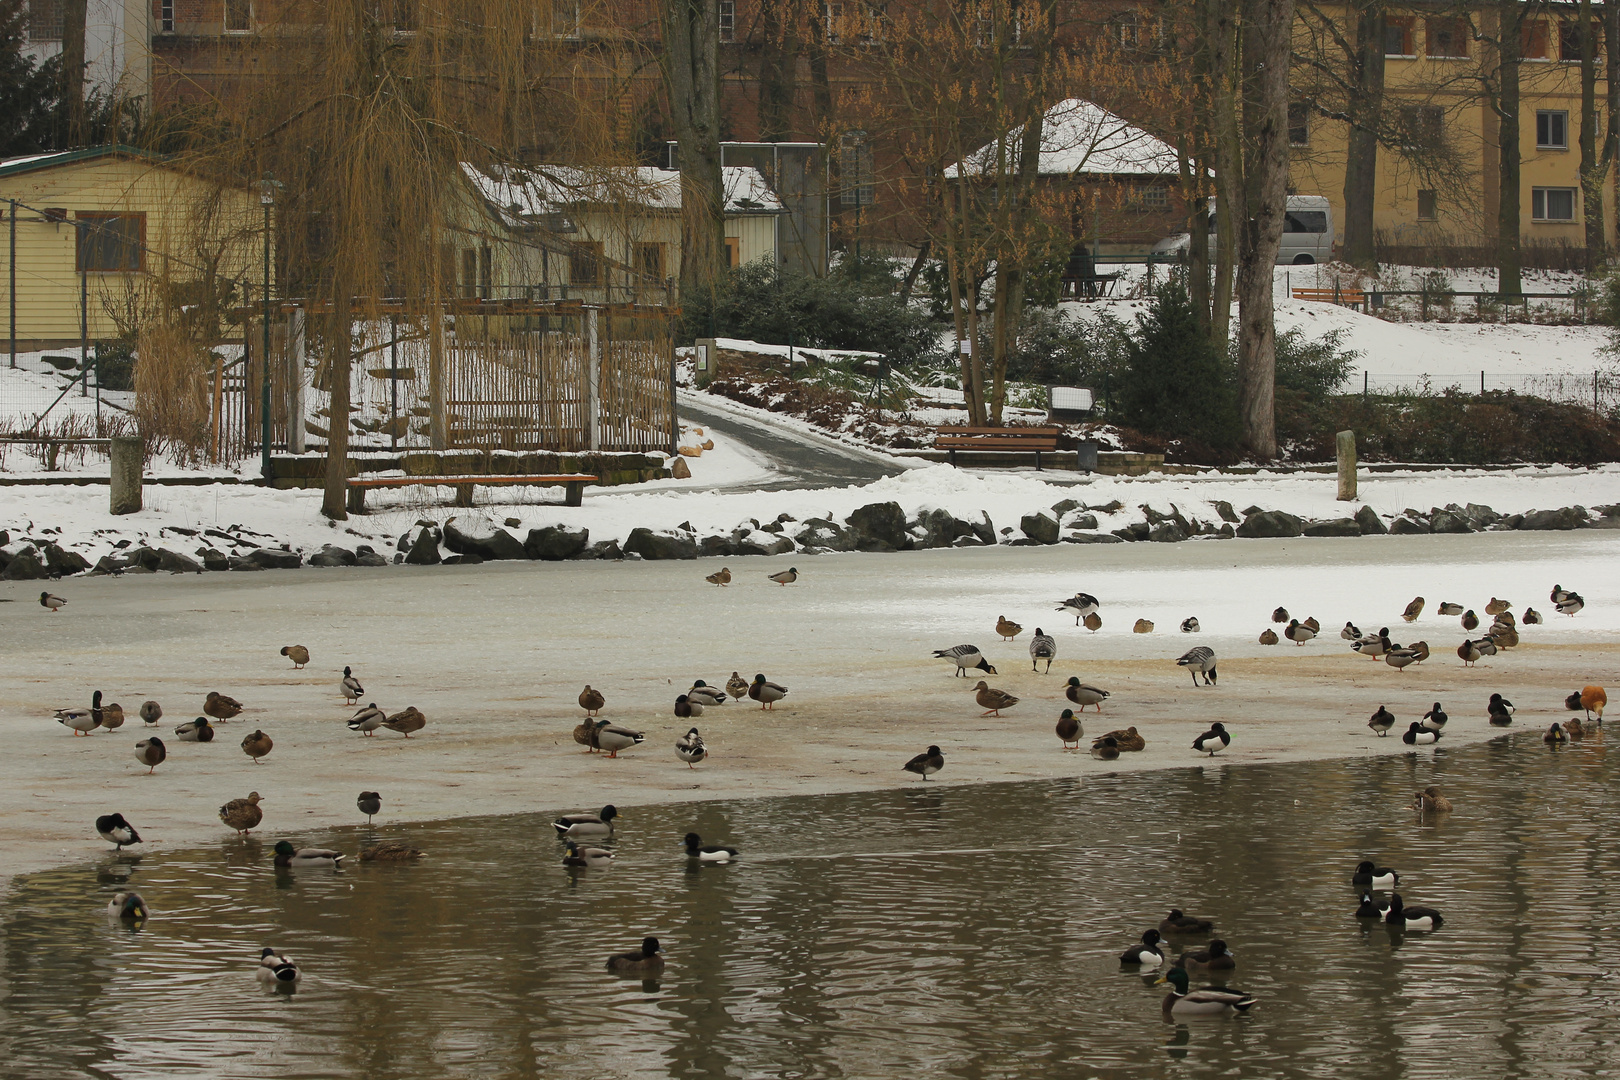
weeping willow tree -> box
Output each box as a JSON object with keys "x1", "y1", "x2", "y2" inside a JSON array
[{"x1": 182, "y1": 0, "x2": 633, "y2": 519}]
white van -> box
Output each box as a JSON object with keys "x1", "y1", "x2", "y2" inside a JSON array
[{"x1": 1151, "y1": 196, "x2": 1335, "y2": 265}]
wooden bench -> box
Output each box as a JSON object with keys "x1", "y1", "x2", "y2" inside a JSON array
[
  {"x1": 1292, "y1": 287, "x2": 1367, "y2": 311},
  {"x1": 345, "y1": 473, "x2": 597, "y2": 514},
  {"x1": 935, "y1": 426, "x2": 1063, "y2": 470}
]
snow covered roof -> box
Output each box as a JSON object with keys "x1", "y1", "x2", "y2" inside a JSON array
[
  {"x1": 945, "y1": 99, "x2": 1183, "y2": 180},
  {"x1": 0, "y1": 144, "x2": 167, "y2": 178},
  {"x1": 462, "y1": 163, "x2": 785, "y2": 227}
]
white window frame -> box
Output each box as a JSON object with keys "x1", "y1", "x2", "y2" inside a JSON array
[
  {"x1": 549, "y1": 0, "x2": 580, "y2": 40},
  {"x1": 718, "y1": 0, "x2": 735, "y2": 42},
  {"x1": 159, "y1": 0, "x2": 175, "y2": 34},
  {"x1": 1536, "y1": 109, "x2": 1568, "y2": 149},
  {"x1": 223, "y1": 0, "x2": 254, "y2": 35},
  {"x1": 1531, "y1": 187, "x2": 1577, "y2": 222}
]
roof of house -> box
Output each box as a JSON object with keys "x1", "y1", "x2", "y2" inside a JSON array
[
  {"x1": 0, "y1": 144, "x2": 167, "y2": 179},
  {"x1": 946, "y1": 99, "x2": 1183, "y2": 180},
  {"x1": 463, "y1": 163, "x2": 785, "y2": 227}
]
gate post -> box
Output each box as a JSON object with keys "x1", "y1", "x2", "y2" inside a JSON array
[
  {"x1": 110, "y1": 436, "x2": 143, "y2": 515},
  {"x1": 286, "y1": 308, "x2": 306, "y2": 453},
  {"x1": 586, "y1": 307, "x2": 601, "y2": 451}
]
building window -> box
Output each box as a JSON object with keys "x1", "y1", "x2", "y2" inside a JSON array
[
  {"x1": 479, "y1": 245, "x2": 492, "y2": 298},
  {"x1": 75, "y1": 213, "x2": 145, "y2": 272},
  {"x1": 724, "y1": 236, "x2": 740, "y2": 268},
  {"x1": 1426, "y1": 17, "x2": 1468, "y2": 58},
  {"x1": 1383, "y1": 16, "x2": 1414, "y2": 56},
  {"x1": 159, "y1": 0, "x2": 175, "y2": 34},
  {"x1": 974, "y1": 2, "x2": 1023, "y2": 47},
  {"x1": 570, "y1": 241, "x2": 603, "y2": 285},
  {"x1": 1138, "y1": 184, "x2": 1169, "y2": 209},
  {"x1": 1287, "y1": 101, "x2": 1309, "y2": 146},
  {"x1": 1112, "y1": 11, "x2": 1140, "y2": 49},
  {"x1": 391, "y1": 0, "x2": 418, "y2": 34},
  {"x1": 1417, "y1": 190, "x2": 1438, "y2": 221},
  {"x1": 27, "y1": 0, "x2": 63, "y2": 40},
  {"x1": 718, "y1": 0, "x2": 735, "y2": 42},
  {"x1": 1521, "y1": 20, "x2": 1548, "y2": 60},
  {"x1": 824, "y1": 1, "x2": 843, "y2": 44},
  {"x1": 635, "y1": 242, "x2": 666, "y2": 280},
  {"x1": 855, "y1": 2, "x2": 886, "y2": 45},
  {"x1": 1537, "y1": 110, "x2": 1569, "y2": 149},
  {"x1": 550, "y1": 0, "x2": 579, "y2": 39},
  {"x1": 1532, "y1": 187, "x2": 1577, "y2": 222},
  {"x1": 1398, "y1": 104, "x2": 1443, "y2": 150},
  {"x1": 1559, "y1": 20, "x2": 1593, "y2": 62},
  {"x1": 839, "y1": 130, "x2": 874, "y2": 207},
  {"x1": 461, "y1": 248, "x2": 478, "y2": 298}
]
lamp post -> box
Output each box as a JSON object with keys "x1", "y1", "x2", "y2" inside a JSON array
[{"x1": 256, "y1": 173, "x2": 282, "y2": 480}]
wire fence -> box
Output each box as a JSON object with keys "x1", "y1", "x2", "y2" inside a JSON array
[{"x1": 1354, "y1": 370, "x2": 1620, "y2": 411}]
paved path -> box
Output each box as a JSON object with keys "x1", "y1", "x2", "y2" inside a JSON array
[{"x1": 677, "y1": 393, "x2": 905, "y2": 491}]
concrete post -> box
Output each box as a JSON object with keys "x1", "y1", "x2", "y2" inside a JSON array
[
  {"x1": 286, "y1": 308, "x2": 306, "y2": 453},
  {"x1": 1335, "y1": 429, "x2": 1357, "y2": 502},
  {"x1": 109, "y1": 436, "x2": 143, "y2": 515},
  {"x1": 428, "y1": 305, "x2": 448, "y2": 450},
  {"x1": 586, "y1": 307, "x2": 601, "y2": 451}
]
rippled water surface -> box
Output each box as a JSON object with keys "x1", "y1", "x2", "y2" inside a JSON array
[{"x1": 4, "y1": 732, "x2": 1620, "y2": 1079}]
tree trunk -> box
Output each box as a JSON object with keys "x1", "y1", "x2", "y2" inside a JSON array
[
  {"x1": 806, "y1": 3, "x2": 833, "y2": 134},
  {"x1": 1578, "y1": 0, "x2": 1613, "y2": 269},
  {"x1": 60, "y1": 0, "x2": 87, "y2": 146},
  {"x1": 1183, "y1": 150, "x2": 1212, "y2": 329},
  {"x1": 1234, "y1": 0, "x2": 1292, "y2": 459},
  {"x1": 1608, "y1": 0, "x2": 1620, "y2": 250},
  {"x1": 662, "y1": 0, "x2": 726, "y2": 308},
  {"x1": 899, "y1": 239, "x2": 931, "y2": 303},
  {"x1": 1208, "y1": 0, "x2": 1239, "y2": 354},
  {"x1": 321, "y1": 291, "x2": 351, "y2": 521},
  {"x1": 758, "y1": 0, "x2": 798, "y2": 141},
  {"x1": 1341, "y1": 1, "x2": 1386, "y2": 270},
  {"x1": 1497, "y1": 0, "x2": 1522, "y2": 296}
]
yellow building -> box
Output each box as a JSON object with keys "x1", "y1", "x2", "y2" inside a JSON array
[
  {"x1": 0, "y1": 146, "x2": 261, "y2": 349},
  {"x1": 1289, "y1": 2, "x2": 1611, "y2": 258}
]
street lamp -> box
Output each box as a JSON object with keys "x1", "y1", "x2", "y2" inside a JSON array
[{"x1": 256, "y1": 172, "x2": 283, "y2": 481}]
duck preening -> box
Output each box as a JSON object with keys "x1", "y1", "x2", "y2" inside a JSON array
[
  {"x1": 726, "y1": 672, "x2": 749, "y2": 699},
  {"x1": 1556, "y1": 593, "x2": 1585, "y2": 617},
  {"x1": 684, "y1": 833, "x2": 739, "y2": 861},
  {"x1": 1120, "y1": 929, "x2": 1165, "y2": 966},
  {"x1": 1055, "y1": 709, "x2": 1082, "y2": 749},
  {"x1": 1341, "y1": 621, "x2": 1361, "y2": 641},
  {"x1": 1420, "y1": 703, "x2": 1447, "y2": 732},
  {"x1": 903, "y1": 745, "x2": 945, "y2": 780},
  {"x1": 1091, "y1": 735, "x2": 1120, "y2": 760},
  {"x1": 241, "y1": 730, "x2": 273, "y2": 763},
  {"x1": 96, "y1": 813, "x2": 142, "y2": 850},
  {"x1": 973, "y1": 680, "x2": 1018, "y2": 717},
  {"x1": 933, "y1": 644, "x2": 997, "y2": 678},
  {"x1": 1402, "y1": 597, "x2": 1425, "y2": 622},
  {"x1": 1522, "y1": 607, "x2": 1543, "y2": 625},
  {"x1": 607, "y1": 937, "x2": 664, "y2": 973},
  {"x1": 1159, "y1": 909, "x2": 1214, "y2": 935},
  {"x1": 562, "y1": 840, "x2": 615, "y2": 868},
  {"x1": 1028, "y1": 629, "x2": 1056, "y2": 673},
  {"x1": 340, "y1": 666, "x2": 365, "y2": 704},
  {"x1": 1284, "y1": 619, "x2": 1316, "y2": 645},
  {"x1": 280, "y1": 645, "x2": 310, "y2": 669},
  {"x1": 1368, "y1": 706, "x2": 1396, "y2": 737},
  {"x1": 1384, "y1": 894, "x2": 1443, "y2": 929},
  {"x1": 1352, "y1": 861, "x2": 1398, "y2": 889},
  {"x1": 1488, "y1": 694, "x2": 1515, "y2": 726},
  {"x1": 257, "y1": 948, "x2": 300, "y2": 984},
  {"x1": 675, "y1": 727, "x2": 707, "y2": 768},
  {"x1": 748, "y1": 674, "x2": 788, "y2": 710},
  {"x1": 1356, "y1": 892, "x2": 1392, "y2": 919},
  {"x1": 592, "y1": 719, "x2": 644, "y2": 758},
  {"x1": 1177, "y1": 646, "x2": 1217, "y2": 687},
  {"x1": 134, "y1": 736, "x2": 166, "y2": 773},
  {"x1": 1413, "y1": 786, "x2": 1453, "y2": 812},
  {"x1": 1353, "y1": 629, "x2": 1392, "y2": 659},
  {"x1": 673, "y1": 694, "x2": 703, "y2": 719},
  {"x1": 1192, "y1": 723, "x2": 1229, "y2": 756},
  {"x1": 1056, "y1": 593, "x2": 1100, "y2": 626},
  {"x1": 1157, "y1": 967, "x2": 1257, "y2": 1017},
  {"x1": 554, "y1": 805, "x2": 618, "y2": 838},
  {"x1": 1401, "y1": 723, "x2": 1440, "y2": 746},
  {"x1": 348, "y1": 704, "x2": 385, "y2": 736},
  {"x1": 1181, "y1": 617, "x2": 1201, "y2": 633}
]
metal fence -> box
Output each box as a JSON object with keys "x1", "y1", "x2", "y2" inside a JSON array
[{"x1": 1355, "y1": 370, "x2": 1620, "y2": 411}]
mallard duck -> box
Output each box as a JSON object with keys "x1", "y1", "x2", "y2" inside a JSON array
[
  {"x1": 1157, "y1": 967, "x2": 1256, "y2": 1016},
  {"x1": 241, "y1": 729, "x2": 273, "y2": 763},
  {"x1": 1056, "y1": 592, "x2": 1100, "y2": 625},
  {"x1": 1485, "y1": 597, "x2": 1511, "y2": 616},
  {"x1": 1413, "y1": 785, "x2": 1453, "y2": 812},
  {"x1": 1302, "y1": 616, "x2": 1320, "y2": 633},
  {"x1": 1055, "y1": 709, "x2": 1082, "y2": 749},
  {"x1": 1091, "y1": 735, "x2": 1121, "y2": 760},
  {"x1": 1457, "y1": 638, "x2": 1485, "y2": 666},
  {"x1": 280, "y1": 645, "x2": 310, "y2": 669},
  {"x1": 606, "y1": 937, "x2": 664, "y2": 973},
  {"x1": 1284, "y1": 619, "x2": 1315, "y2": 645},
  {"x1": 107, "y1": 891, "x2": 148, "y2": 921},
  {"x1": 686, "y1": 681, "x2": 727, "y2": 706},
  {"x1": 1384, "y1": 893, "x2": 1443, "y2": 929},
  {"x1": 1177, "y1": 646, "x2": 1217, "y2": 686},
  {"x1": 1493, "y1": 610, "x2": 1516, "y2": 628},
  {"x1": 578, "y1": 685, "x2": 605, "y2": 716},
  {"x1": 973, "y1": 680, "x2": 1018, "y2": 716},
  {"x1": 1566, "y1": 716, "x2": 1587, "y2": 740},
  {"x1": 1259, "y1": 628, "x2": 1279, "y2": 645},
  {"x1": 676, "y1": 727, "x2": 707, "y2": 768},
  {"x1": 1578, "y1": 685, "x2": 1606, "y2": 721},
  {"x1": 1384, "y1": 645, "x2": 1419, "y2": 672},
  {"x1": 1488, "y1": 693, "x2": 1515, "y2": 726},
  {"x1": 40, "y1": 590, "x2": 67, "y2": 612},
  {"x1": 553, "y1": 805, "x2": 618, "y2": 838},
  {"x1": 135, "y1": 736, "x2": 166, "y2": 774},
  {"x1": 176, "y1": 716, "x2": 215, "y2": 742},
  {"x1": 274, "y1": 840, "x2": 345, "y2": 868},
  {"x1": 348, "y1": 704, "x2": 385, "y2": 736},
  {"x1": 1272, "y1": 606, "x2": 1289, "y2": 623},
  {"x1": 1402, "y1": 723, "x2": 1440, "y2": 745},
  {"x1": 1097, "y1": 727, "x2": 1145, "y2": 752},
  {"x1": 562, "y1": 840, "x2": 614, "y2": 868},
  {"x1": 1488, "y1": 623, "x2": 1519, "y2": 649},
  {"x1": 1193, "y1": 723, "x2": 1229, "y2": 755},
  {"x1": 1120, "y1": 930, "x2": 1165, "y2": 966},
  {"x1": 99, "y1": 702, "x2": 126, "y2": 730},
  {"x1": 903, "y1": 745, "x2": 945, "y2": 780},
  {"x1": 1420, "y1": 702, "x2": 1447, "y2": 732},
  {"x1": 726, "y1": 672, "x2": 749, "y2": 699},
  {"x1": 748, "y1": 674, "x2": 788, "y2": 710},
  {"x1": 673, "y1": 695, "x2": 703, "y2": 720},
  {"x1": 357, "y1": 791, "x2": 381, "y2": 824},
  {"x1": 996, "y1": 615, "x2": 1022, "y2": 641},
  {"x1": 684, "y1": 832, "x2": 739, "y2": 861},
  {"x1": 1401, "y1": 597, "x2": 1425, "y2": 622},
  {"x1": 572, "y1": 719, "x2": 600, "y2": 753},
  {"x1": 383, "y1": 706, "x2": 426, "y2": 737},
  {"x1": 1352, "y1": 861, "x2": 1399, "y2": 889},
  {"x1": 360, "y1": 839, "x2": 423, "y2": 862},
  {"x1": 219, "y1": 791, "x2": 265, "y2": 835},
  {"x1": 1353, "y1": 630, "x2": 1392, "y2": 658},
  {"x1": 1159, "y1": 909, "x2": 1214, "y2": 935},
  {"x1": 1180, "y1": 617, "x2": 1201, "y2": 633},
  {"x1": 139, "y1": 700, "x2": 162, "y2": 726},
  {"x1": 1356, "y1": 892, "x2": 1392, "y2": 919},
  {"x1": 1132, "y1": 618, "x2": 1155, "y2": 634},
  {"x1": 1556, "y1": 593, "x2": 1586, "y2": 616},
  {"x1": 767, "y1": 567, "x2": 799, "y2": 586},
  {"x1": 1437, "y1": 602, "x2": 1463, "y2": 616},
  {"x1": 1341, "y1": 621, "x2": 1361, "y2": 641},
  {"x1": 1368, "y1": 706, "x2": 1396, "y2": 737},
  {"x1": 705, "y1": 566, "x2": 732, "y2": 587},
  {"x1": 96, "y1": 813, "x2": 142, "y2": 851},
  {"x1": 1083, "y1": 611, "x2": 1102, "y2": 633},
  {"x1": 56, "y1": 691, "x2": 102, "y2": 736},
  {"x1": 1461, "y1": 609, "x2": 1479, "y2": 631},
  {"x1": 1544, "y1": 722, "x2": 1569, "y2": 746},
  {"x1": 592, "y1": 719, "x2": 644, "y2": 758},
  {"x1": 1474, "y1": 636, "x2": 1498, "y2": 657},
  {"x1": 1028, "y1": 629, "x2": 1056, "y2": 673},
  {"x1": 933, "y1": 644, "x2": 997, "y2": 678},
  {"x1": 256, "y1": 948, "x2": 300, "y2": 984},
  {"x1": 204, "y1": 691, "x2": 243, "y2": 722},
  {"x1": 1175, "y1": 939, "x2": 1236, "y2": 971},
  {"x1": 340, "y1": 666, "x2": 364, "y2": 704},
  {"x1": 1522, "y1": 607, "x2": 1543, "y2": 625}
]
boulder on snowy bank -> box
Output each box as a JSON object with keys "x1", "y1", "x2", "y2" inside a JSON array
[
  {"x1": 1517, "y1": 507, "x2": 1585, "y2": 531},
  {"x1": 1354, "y1": 505, "x2": 1386, "y2": 535},
  {"x1": 0, "y1": 547, "x2": 45, "y2": 579},
  {"x1": 405, "y1": 526, "x2": 442, "y2": 565},
  {"x1": 624, "y1": 528, "x2": 699, "y2": 560},
  {"x1": 1236, "y1": 510, "x2": 1304, "y2": 539},
  {"x1": 443, "y1": 520, "x2": 526, "y2": 561},
  {"x1": 1020, "y1": 512, "x2": 1060, "y2": 545},
  {"x1": 1302, "y1": 518, "x2": 1361, "y2": 537},
  {"x1": 248, "y1": 547, "x2": 303, "y2": 570},
  {"x1": 525, "y1": 525, "x2": 590, "y2": 560},
  {"x1": 308, "y1": 545, "x2": 357, "y2": 567},
  {"x1": 845, "y1": 501, "x2": 909, "y2": 551}
]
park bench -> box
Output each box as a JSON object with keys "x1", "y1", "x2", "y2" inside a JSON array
[
  {"x1": 345, "y1": 473, "x2": 597, "y2": 513},
  {"x1": 1291, "y1": 286, "x2": 1367, "y2": 312},
  {"x1": 935, "y1": 426, "x2": 1063, "y2": 470}
]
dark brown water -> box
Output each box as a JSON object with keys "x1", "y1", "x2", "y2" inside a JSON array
[{"x1": 3, "y1": 731, "x2": 1619, "y2": 1080}]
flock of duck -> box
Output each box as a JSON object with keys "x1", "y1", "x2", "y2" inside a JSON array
[{"x1": 48, "y1": 569, "x2": 1611, "y2": 1006}]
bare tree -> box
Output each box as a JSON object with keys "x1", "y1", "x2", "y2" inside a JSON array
[
  {"x1": 662, "y1": 0, "x2": 727, "y2": 308},
  {"x1": 1577, "y1": 0, "x2": 1618, "y2": 268}
]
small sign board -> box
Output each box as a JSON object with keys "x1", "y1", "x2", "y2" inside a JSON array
[
  {"x1": 1047, "y1": 385, "x2": 1095, "y2": 421},
  {"x1": 694, "y1": 338, "x2": 716, "y2": 373}
]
